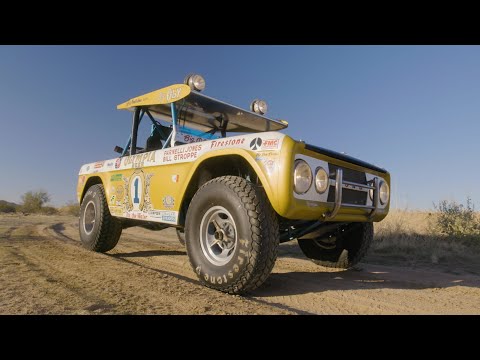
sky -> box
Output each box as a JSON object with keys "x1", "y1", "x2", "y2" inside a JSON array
[{"x1": 0, "y1": 45, "x2": 479, "y2": 210}]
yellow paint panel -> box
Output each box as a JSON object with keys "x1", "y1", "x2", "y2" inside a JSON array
[{"x1": 117, "y1": 84, "x2": 191, "y2": 110}]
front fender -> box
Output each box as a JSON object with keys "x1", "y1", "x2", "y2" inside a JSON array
[{"x1": 178, "y1": 148, "x2": 283, "y2": 215}]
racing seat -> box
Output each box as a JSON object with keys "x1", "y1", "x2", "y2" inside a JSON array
[{"x1": 145, "y1": 130, "x2": 163, "y2": 152}]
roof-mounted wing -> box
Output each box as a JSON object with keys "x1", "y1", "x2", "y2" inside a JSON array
[{"x1": 117, "y1": 84, "x2": 288, "y2": 133}]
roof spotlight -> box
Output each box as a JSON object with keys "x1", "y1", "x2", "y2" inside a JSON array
[
  {"x1": 184, "y1": 74, "x2": 206, "y2": 92},
  {"x1": 250, "y1": 99, "x2": 268, "y2": 115}
]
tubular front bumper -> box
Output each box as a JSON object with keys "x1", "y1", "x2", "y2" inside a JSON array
[{"x1": 323, "y1": 168, "x2": 380, "y2": 220}]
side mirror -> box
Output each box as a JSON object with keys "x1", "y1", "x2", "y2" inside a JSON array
[{"x1": 114, "y1": 146, "x2": 124, "y2": 154}]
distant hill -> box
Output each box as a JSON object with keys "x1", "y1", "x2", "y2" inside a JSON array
[
  {"x1": 0, "y1": 200, "x2": 19, "y2": 207},
  {"x1": 0, "y1": 200, "x2": 19, "y2": 213}
]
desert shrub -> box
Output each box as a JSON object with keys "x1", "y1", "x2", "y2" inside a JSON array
[
  {"x1": 432, "y1": 198, "x2": 480, "y2": 237},
  {"x1": 40, "y1": 206, "x2": 59, "y2": 215},
  {"x1": 0, "y1": 201, "x2": 17, "y2": 213},
  {"x1": 21, "y1": 190, "x2": 50, "y2": 213},
  {"x1": 60, "y1": 201, "x2": 80, "y2": 216},
  {"x1": 372, "y1": 209, "x2": 480, "y2": 271}
]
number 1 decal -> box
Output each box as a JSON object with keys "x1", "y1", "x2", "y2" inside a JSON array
[
  {"x1": 128, "y1": 172, "x2": 145, "y2": 211},
  {"x1": 133, "y1": 178, "x2": 140, "y2": 204}
]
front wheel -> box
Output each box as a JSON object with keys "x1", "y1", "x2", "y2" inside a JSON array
[
  {"x1": 185, "y1": 176, "x2": 279, "y2": 295},
  {"x1": 79, "y1": 184, "x2": 122, "y2": 252},
  {"x1": 298, "y1": 222, "x2": 373, "y2": 269}
]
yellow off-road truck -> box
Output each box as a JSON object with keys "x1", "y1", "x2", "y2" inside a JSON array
[{"x1": 77, "y1": 74, "x2": 390, "y2": 294}]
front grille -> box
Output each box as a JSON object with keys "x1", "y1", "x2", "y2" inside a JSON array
[
  {"x1": 328, "y1": 164, "x2": 367, "y2": 205},
  {"x1": 329, "y1": 164, "x2": 366, "y2": 184},
  {"x1": 327, "y1": 187, "x2": 367, "y2": 205}
]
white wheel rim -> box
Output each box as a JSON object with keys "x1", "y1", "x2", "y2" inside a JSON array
[
  {"x1": 199, "y1": 206, "x2": 237, "y2": 266},
  {"x1": 83, "y1": 200, "x2": 96, "y2": 235}
]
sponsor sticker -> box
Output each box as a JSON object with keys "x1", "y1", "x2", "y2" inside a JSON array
[
  {"x1": 123, "y1": 152, "x2": 156, "y2": 168},
  {"x1": 160, "y1": 211, "x2": 177, "y2": 223},
  {"x1": 171, "y1": 175, "x2": 179, "y2": 183},
  {"x1": 115, "y1": 158, "x2": 122, "y2": 169},
  {"x1": 210, "y1": 138, "x2": 246, "y2": 149},
  {"x1": 148, "y1": 210, "x2": 177, "y2": 223},
  {"x1": 94, "y1": 161, "x2": 105, "y2": 169},
  {"x1": 162, "y1": 144, "x2": 202, "y2": 163},
  {"x1": 126, "y1": 212, "x2": 148, "y2": 220},
  {"x1": 250, "y1": 138, "x2": 280, "y2": 151},
  {"x1": 177, "y1": 133, "x2": 205, "y2": 144},
  {"x1": 115, "y1": 185, "x2": 124, "y2": 198},
  {"x1": 111, "y1": 174, "x2": 123, "y2": 182},
  {"x1": 162, "y1": 195, "x2": 175, "y2": 209},
  {"x1": 250, "y1": 138, "x2": 262, "y2": 150},
  {"x1": 262, "y1": 139, "x2": 280, "y2": 150},
  {"x1": 109, "y1": 206, "x2": 124, "y2": 216}
]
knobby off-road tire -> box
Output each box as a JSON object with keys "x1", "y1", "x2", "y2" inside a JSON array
[
  {"x1": 79, "y1": 184, "x2": 122, "y2": 253},
  {"x1": 176, "y1": 229, "x2": 186, "y2": 246},
  {"x1": 185, "y1": 176, "x2": 279, "y2": 295},
  {"x1": 298, "y1": 222, "x2": 373, "y2": 269}
]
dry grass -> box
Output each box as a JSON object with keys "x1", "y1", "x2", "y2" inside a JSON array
[{"x1": 369, "y1": 210, "x2": 480, "y2": 274}]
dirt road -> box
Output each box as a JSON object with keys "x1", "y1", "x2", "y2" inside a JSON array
[{"x1": 1, "y1": 214, "x2": 479, "y2": 314}]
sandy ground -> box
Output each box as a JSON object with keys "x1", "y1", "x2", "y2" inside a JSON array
[{"x1": 1, "y1": 214, "x2": 479, "y2": 315}]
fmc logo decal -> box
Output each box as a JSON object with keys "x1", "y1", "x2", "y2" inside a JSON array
[{"x1": 250, "y1": 137, "x2": 262, "y2": 150}]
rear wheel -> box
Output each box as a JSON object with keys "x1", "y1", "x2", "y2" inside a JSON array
[
  {"x1": 79, "y1": 184, "x2": 122, "y2": 252},
  {"x1": 297, "y1": 222, "x2": 373, "y2": 269},
  {"x1": 185, "y1": 176, "x2": 279, "y2": 295}
]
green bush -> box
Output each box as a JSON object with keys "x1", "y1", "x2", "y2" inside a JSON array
[
  {"x1": 60, "y1": 201, "x2": 80, "y2": 216},
  {"x1": 21, "y1": 190, "x2": 50, "y2": 213},
  {"x1": 40, "y1": 206, "x2": 59, "y2": 215},
  {"x1": 0, "y1": 201, "x2": 17, "y2": 213},
  {"x1": 433, "y1": 198, "x2": 480, "y2": 237}
]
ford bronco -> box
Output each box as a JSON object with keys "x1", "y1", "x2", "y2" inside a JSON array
[{"x1": 77, "y1": 74, "x2": 390, "y2": 294}]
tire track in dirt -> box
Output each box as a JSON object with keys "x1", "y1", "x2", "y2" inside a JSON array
[
  {"x1": 1, "y1": 220, "x2": 291, "y2": 314},
  {"x1": 2, "y1": 214, "x2": 480, "y2": 314},
  {"x1": 51, "y1": 217, "x2": 480, "y2": 314},
  {"x1": 48, "y1": 221, "x2": 312, "y2": 314}
]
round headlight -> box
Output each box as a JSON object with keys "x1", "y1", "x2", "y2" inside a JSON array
[
  {"x1": 315, "y1": 167, "x2": 329, "y2": 194},
  {"x1": 184, "y1": 74, "x2": 206, "y2": 92},
  {"x1": 369, "y1": 180, "x2": 389, "y2": 205},
  {"x1": 294, "y1": 160, "x2": 312, "y2": 194},
  {"x1": 250, "y1": 99, "x2": 268, "y2": 115},
  {"x1": 379, "y1": 181, "x2": 389, "y2": 205}
]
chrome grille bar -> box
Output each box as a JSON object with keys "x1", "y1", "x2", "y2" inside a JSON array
[{"x1": 323, "y1": 169, "x2": 379, "y2": 220}]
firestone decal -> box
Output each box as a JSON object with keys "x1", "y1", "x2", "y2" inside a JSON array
[{"x1": 211, "y1": 138, "x2": 245, "y2": 148}]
